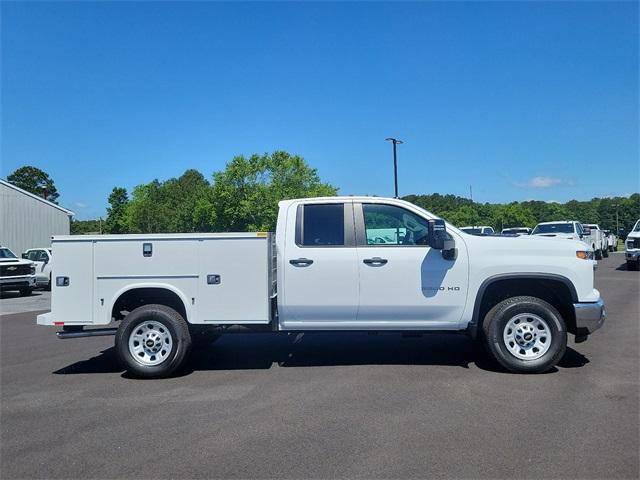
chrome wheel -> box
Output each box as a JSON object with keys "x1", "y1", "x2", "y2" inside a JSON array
[
  {"x1": 503, "y1": 313, "x2": 551, "y2": 360},
  {"x1": 128, "y1": 321, "x2": 173, "y2": 366}
]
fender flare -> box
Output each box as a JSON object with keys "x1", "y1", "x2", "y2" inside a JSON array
[
  {"x1": 107, "y1": 282, "x2": 192, "y2": 324},
  {"x1": 467, "y1": 273, "x2": 578, "y2": 339}
]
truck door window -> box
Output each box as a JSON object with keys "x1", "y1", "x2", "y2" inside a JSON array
[
  {"x1": 300, "y1": 204, "x2": 345, "y2": 246},
  {"x1": 362, "y1": 204, "x2": 429, "y2": 246},
  {"x1": 27, "y1": 251, "x2": 39, "y2": 261}
]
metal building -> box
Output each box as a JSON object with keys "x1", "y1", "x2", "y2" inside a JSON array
[{"x1": 0, "y1": 179, "x2": 74, "y2": 255}]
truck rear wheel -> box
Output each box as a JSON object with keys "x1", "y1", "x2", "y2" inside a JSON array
[
  {"x1": 595, "y1": 249, "x2": 602, "y2": 260},
  {"x1": 115, "y1": 304, "x2": 192, "y2": 379},
  {"x1": 602, "y1": 248, "x2": 609, "y2": 258},
  {"x1": 482, "y1": 296, "x2": 567, "y2": 373}
]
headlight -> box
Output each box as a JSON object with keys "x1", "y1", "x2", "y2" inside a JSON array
[
  {"x1": 576, "y1": 250, "x2": 594, "y2": 260},
  {"x1": 30, "y1": 264, "x2": 36, "y2": 274}
]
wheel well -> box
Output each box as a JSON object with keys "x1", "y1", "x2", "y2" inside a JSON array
[
  {"x1": 475, "y1": 278, "x2": 577, "y2": 335},
  {"x1": 111, "y1": 288, "x2": 187, "y2": 322}
]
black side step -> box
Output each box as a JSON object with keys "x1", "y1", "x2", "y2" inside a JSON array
[{"x1": 57, "y1": 328, "x2": 118, "y2": 339}]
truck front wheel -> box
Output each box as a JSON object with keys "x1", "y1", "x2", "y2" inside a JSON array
[
  {"x1": 115, "y1": 304, "x2": 192, "y2": 379},
  {"x1": 482, "y1": 296, "x2": 567, "y2": 373}
]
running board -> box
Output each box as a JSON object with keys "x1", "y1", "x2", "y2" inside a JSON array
[{"x1": 57, "y1": 328, "x2": 118, "y2": 339}]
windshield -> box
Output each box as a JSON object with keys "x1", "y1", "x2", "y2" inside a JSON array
[
  {"x1": 461, "y1": 228, "x2": 482, "y2": 235},
  {"x1": 532, "y1": 223, "x2": 574, "y2": 234},
  {"x1": 503, "y1": 228, "x2": 529, "y2": 234},
  {"x1": 634, "y1": 220, "x2": 640, "y2": 232},
  {"x1": 0, "y1": 248, "x2": 17, "y2": 259}
]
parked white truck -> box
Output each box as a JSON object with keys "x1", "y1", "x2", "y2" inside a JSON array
[
  {"x1": 602, "y1": 230, "x2": 617, "y2": 252},
  {"x1": 0, "y1": 246, "x2": 36, "y2": 296},
  {"x1": 625, "y1": 219, "x2": 640, "y2": 271},
  {"x1": 583, "y1": 224, "x2": 607, "y2": 260},
  {"x1": 38, "y1": 197, "x2": 605, "y2": 378}
]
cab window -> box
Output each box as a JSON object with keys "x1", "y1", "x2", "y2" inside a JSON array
[
  {"x1": 298, "y1": 204, "x2": 345, "y2": 246},
  {"x1": 362, "y1": 204, "x2": 429, "y2": 246},
  {"x1": 26, "y1": 251, "x2": 39, "y2": 261}
]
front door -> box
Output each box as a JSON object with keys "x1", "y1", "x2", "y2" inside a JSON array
[
  {"x1": 355, "y1": 202, "x2": 468, "y2": 328},
  {"x1": 280, "y1": 201, "x2": 359, "y2": 329}
]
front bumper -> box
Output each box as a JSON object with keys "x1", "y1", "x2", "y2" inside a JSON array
[
  {"x1": 573, "y1": 297, "x2": 606, "y2": 335},
  {"x1": 0, "y1": 275, "x2": 36, "y2": 290},
  {"x1": 625, "y1": 249, "x2": 640, "y2": 260}
]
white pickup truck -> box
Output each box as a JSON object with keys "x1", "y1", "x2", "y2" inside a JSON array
[
  {"x1": 583, "y1": 224, "x2": 607, "y2": 260},
  {"x1": 38, "y1": 196, "x2": 605, "y2": 378},
  {"x1": 625, "y1": 219, "x2": 640, "y2": 271}
]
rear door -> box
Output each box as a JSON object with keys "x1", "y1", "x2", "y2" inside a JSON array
[{"x1": 280, "y1": 201, "x2": 359, "y2": 329}]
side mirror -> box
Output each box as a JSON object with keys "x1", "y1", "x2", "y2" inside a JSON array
[
  {"x1": 428, "y1": 219, "x2": 447, "y2": 250},
  {"x1": 21, "y1": 253, "x2": 28, "y2": 259}
]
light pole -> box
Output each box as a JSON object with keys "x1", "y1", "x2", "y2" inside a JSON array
[{"x1": 385, "y1": 138, "x2": 403, "y2": 198}]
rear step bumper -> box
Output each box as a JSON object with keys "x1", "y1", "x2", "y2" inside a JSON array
[{"x1": 57, "y1": 327, "x2": 117, "y2": 339}]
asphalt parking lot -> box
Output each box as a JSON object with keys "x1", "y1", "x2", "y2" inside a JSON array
[
  {"x1": 0, "y1": 290, "x2": 50, "y2": 315},
  {"x1": 1, "y1": 254, "x2": 638, "y2": 479}
]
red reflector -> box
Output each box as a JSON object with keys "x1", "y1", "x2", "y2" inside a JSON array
[{"x1": 54, "y1": 322, "x2": 64, "y2": 326}]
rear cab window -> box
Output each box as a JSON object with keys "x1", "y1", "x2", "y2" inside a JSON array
[{"x1": 296, "y1": 203, "x2": 352, "y2": 247}]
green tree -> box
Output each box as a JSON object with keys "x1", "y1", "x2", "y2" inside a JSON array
[
  {"x1": 71, "y1": 219, "x2": 102, "y2": 235},
  {"x1": 105, "y1": 187, "x2": 130, "y2": 234},
  {"x1": 439, "y1": 205, "x2": 481, "y2": 227},
  {"x1": 211, "y1": 151, "x2": 337, "y2": 231},
  {"x1": 495, "y1": 203, "x2": 537, "y2": 229},
  {"x1": 7, "y1": 166, "x2": 60, "y2": 203}
]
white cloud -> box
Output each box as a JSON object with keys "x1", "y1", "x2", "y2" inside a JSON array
[
  {"x1": 515, "y1": 176, "x2": 563, "y2": 188},
  {"x1": 74, "y1": 202, "x2": 88, "y2": 208}
]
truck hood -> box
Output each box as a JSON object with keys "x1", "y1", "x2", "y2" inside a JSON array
[
  {"x1": 462, "y1": 232, "x2": 589, "y2": 255},
  {"x1": 0, "y1": 259, "x2": 33, "y2": 265},
  {"x1": 531, "y1": 232, "x2": 580, "y2": 240},
  {"x1": 627, "y1": 231, "x2": 640, "y2": 240}
]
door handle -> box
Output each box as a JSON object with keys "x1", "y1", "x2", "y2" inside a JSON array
[
  {"x1": 289, "y1": 258, "x2": 314, "y2": 266},
  {"x1": 363, "y1": 257, "x2": 388, "y2": 266}
]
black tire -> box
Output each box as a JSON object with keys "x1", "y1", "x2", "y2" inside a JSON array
[
  {"x1": 628, "y1": 260, "x2": 639, "y2": 271},
  {"x1": 46, "y1": 274, "x2": 52, "y2": 291},
  {"x1": 115, "y1": 304, "x2": 192, "y2": 379},
  {"x1": 603, "y1": 248, "x2": 609, "y2": 258},
  {"x1": 595, "y1": 249, "x2": 603, "y2": 260},
  {"x1": 19, "y1": 287, "x2": 32, "y2": 297},
  {"x1": 482, "y1": 296, "x2": 567, "y2": 374}
]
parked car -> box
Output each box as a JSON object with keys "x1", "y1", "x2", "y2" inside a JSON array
[
  {"x1": 531, "y1": 221, "x2": 589, "y2": 245},
  {"x1": 625, "y1": 219, "x2": 640, "y2": 271},
  {"x1": 582, "y1": 224, "x2": 607, "y2": 259},
  {"x1": 38, "y1": 196, "x2": 605, "y2": 378},
  {"x1": 22, "y1": 248, "x2": 52, "y2": 290},
  {"x1": 602, "y1": 230, "x2": 617, "y2": 252},
  {"x1": 500, "y1": 227, "x2": 531, "y2": 236},
  {"x1": 460, "y1": 226, "x2": 495, "y2": 236},
  {"x1": 0, "y1": 246, "x2": 36, "y2": 296}
]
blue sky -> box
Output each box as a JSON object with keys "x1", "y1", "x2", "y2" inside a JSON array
[{"x1": 1, "y1": 1, "x2": 638, "y2": 220}]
